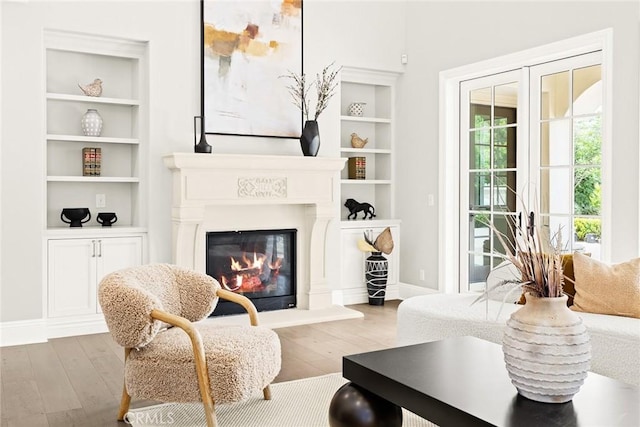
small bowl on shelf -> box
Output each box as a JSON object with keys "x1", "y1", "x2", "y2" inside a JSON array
[{"x1": 97, "y1": 212, "x2": 118, "y2": 227}]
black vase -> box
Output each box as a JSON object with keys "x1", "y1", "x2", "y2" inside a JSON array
[
  {"x1": 194, "y1": 115, "x2": 212, "y2": 153},
  {"x1": 300, "y1": 120, "x2": 320, "y2": 156},
  {"x1": 365, "y1": 252, "x2": 388, "y2": 305}
]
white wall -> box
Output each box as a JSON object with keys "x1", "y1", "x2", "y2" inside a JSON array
[
  {"x1": 397, "y1": 1, "x2": 640, "y2": 290},
  {"x1": 3, "y1": 0, "x2": 639, "y2": 322},
  {"x1": 0, "y1": 0, "x2": 407, "y2": 322}
]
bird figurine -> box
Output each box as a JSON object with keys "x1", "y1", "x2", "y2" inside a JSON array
[
  {"x1": 78, "y1": 78, "x2": 103, "y2": 97},
  {"x1": 350, "y1": 132, "x2": 369, "y2": 149}
]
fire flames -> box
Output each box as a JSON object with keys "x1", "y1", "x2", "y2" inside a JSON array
[{"x1": 219, "y1": 252, "x2": 282, "y2": 293}]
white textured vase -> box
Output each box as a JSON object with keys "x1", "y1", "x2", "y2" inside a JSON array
[
  {"x1": 502, "y1": 293, "x2": 591, "y2": 403},
  {"x1": 81, "y1": 108, "x2": 103, "y2": 137}
]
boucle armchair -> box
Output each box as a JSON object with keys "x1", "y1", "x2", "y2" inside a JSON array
[{"x1": 98, "y1": 264, "x2": 281, "y2": 427}]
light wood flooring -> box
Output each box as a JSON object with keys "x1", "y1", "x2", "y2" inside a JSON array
[{"x1": 0, "y1": 301, "x2": 400, "y2": 427}]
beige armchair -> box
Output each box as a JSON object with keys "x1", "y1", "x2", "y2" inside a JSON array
[{"x1": 98, "y1": 264, "x2": 281, "y2": 427}]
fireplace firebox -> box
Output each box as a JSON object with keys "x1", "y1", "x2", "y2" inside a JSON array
[{"x1": 206, "y1": 229, "x2": 296, "y2": 316}]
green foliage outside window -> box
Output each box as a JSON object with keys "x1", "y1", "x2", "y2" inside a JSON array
[
  {"x1": 573, "y1": 115, "x2": 602, "y2": 241},
  {"x1": 574, "y1": 218, "x2": 601, "y2": 241}
]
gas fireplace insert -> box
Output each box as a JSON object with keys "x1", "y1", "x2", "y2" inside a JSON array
[{"x1": 206, "y1": 229, "x2": 296, "y2": 316}]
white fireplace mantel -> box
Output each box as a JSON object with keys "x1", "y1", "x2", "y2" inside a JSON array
[{"x1": 163, "y1": 153, "x2": 348, "y2": 312}]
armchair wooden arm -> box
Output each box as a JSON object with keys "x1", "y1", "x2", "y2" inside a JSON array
[
  {"x1": 216, "y1": 288, "x2": 259, "y2": 326},
  {"x1": 150, "y1": 309, "x2": 217, "y2": 427}
]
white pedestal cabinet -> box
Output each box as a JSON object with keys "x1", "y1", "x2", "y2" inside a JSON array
[
  {"x1": 43, "y1": 30, "x2": 148, "y2": 337},
  {"x1": 339, "y1": 221, "x2": 401, "y2": 304},
  {"x1": 48, "y1": 236, "x2": 143, "y2": 318},
  {"x1": 338, "y1": 68, "x2": 401, "y2": 304}
]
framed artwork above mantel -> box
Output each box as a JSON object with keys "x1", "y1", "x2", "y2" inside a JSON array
[{"x1": 201, "y1": 0, "x2": 303, "y2": 138}]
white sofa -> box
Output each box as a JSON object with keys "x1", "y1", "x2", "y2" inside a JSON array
[{"x1": 397, "y1": 293, "x2": 640, "y2": 386}]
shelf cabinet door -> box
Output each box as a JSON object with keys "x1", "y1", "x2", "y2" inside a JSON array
[
  {"x1": 48, "y1": 239, "x2": 97, "y2": 317},
  {"x1": 48, "y1": 236, "x2": 143, "y2": 317},
  {"x1": 96, "y1": 237, "x2": 143, "y2": 314}
]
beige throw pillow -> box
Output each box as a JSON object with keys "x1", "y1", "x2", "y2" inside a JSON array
[{"x1": 572, "y1": 252, "x2": 640, "y2": 318}]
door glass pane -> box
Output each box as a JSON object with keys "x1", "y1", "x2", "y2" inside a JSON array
[
  {"x1": 491, "y1": 214, "x2": 516, "y2": 256},
  {"x1": 493, "y1": 127, "x2": 516, "y2": 169},
  {"x1": 544, "y1": 215, "x2": 573, "y2": 252},
  {"x1": 493, "y1": 171, "x2": 516, "y2": 210},
  {"x1": 574, "y1": 116, "x2": 601, "y2": 166},
  {"x1": 574, "y1": 216, "x2": 601, "y2": 258},
  {"x1": 573, "y1": 65, "x2": 602, "y2": 116},
  {"x1": 470, "y1": 87, "x2": 492, "y2": 128},
  {"x1": 574, "y1": 167, "x2": 601, "y2": 215},
  {"x1": 541, "y1": 71, "x2": 570, "y2": 119},
  {"x1": 469, "y1": 172, "x2": 491, "y2": 210},
  {"x1": 540, "y1": 119, "x2": 572, "y2": 166},
  {"x1": 539, "y1": 168, "x2": 572, "y2": 215},
  {"x1": 469, "y1": 129, "x2": 491, "y2": 169},
  {"x1": 494, "y1": 82, "x2": 518, "y2": 125}
]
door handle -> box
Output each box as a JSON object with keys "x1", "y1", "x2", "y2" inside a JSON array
[
  {"x1": 91, "y1": 240, "x2": 96, "y2": 257},
  {"x1": 97, "y1": 240, "x2": 102, "y2": 258}
]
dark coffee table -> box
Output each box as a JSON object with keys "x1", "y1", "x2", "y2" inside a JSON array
[{"x1": 331, "y1": 336, "x2": 639, "y2": 427}]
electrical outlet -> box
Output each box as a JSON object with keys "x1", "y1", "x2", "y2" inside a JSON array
[
  {"x1": 427, "y1": 194, "x2": 435, "y2": 206},
  {"x1": 419, "y1": 269, "x2": 425, "y2": 281},
  {"x1": 96, "y1": 194, "x2": 106, "y2": 208}
]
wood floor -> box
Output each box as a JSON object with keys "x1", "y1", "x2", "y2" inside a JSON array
[{"x1": 0, "y1": 301, "x2": 400, "y2": 427}]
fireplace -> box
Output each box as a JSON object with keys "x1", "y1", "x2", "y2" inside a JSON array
[
  {"x1": 163, "y1": 153, "x2": 354, "y2": 315},
  {"x1": 206, "y1": 229, "x2": 296, "y2": 316}
]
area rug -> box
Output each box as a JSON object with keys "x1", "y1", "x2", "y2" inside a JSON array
[{"x1": 126, "y1": 373, "x2": 438, "y2": 427}]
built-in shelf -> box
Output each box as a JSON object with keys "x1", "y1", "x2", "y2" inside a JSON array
[
  {"x1": 47, "y1": 93, "x2": 139, "y2": 106},
  {"x1": 341, "y1": 179, "x2": 392, "y2": 185},
  {"x1": 340, "y1": 148, "x2": 392, "y2": 154},
  {"x1": 47, "y1": 134, "x2": 139, "y2": 144},
  {"x1": 340, "y1": 115, "x2": 391, "y2": 123},
  {"x1": 47, "y1": 176, "x2": 139, "y2": 183},
  {"x1": 46, "y1": 226, "x2": 148, "y2": 237}
]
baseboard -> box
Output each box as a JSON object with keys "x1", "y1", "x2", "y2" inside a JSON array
[
  {"x1": 0, "y1": 319, "x2": 47, "y2": 347},
  {"x1": 47, "y1": 315, "x2": 109, "y2": 339},
  {"x1": 398, "y1": 282, "x2": 439, "y2": 299},
  {"x1": 335, "y1": 284, "x2": 401, "y2": 305}
]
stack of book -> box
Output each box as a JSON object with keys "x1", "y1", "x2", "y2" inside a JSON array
[
  {"x1": 348, "y1": 156, "x2": 366, "y2": 180},
  {"x1": 82, "y1": 147, "x2": 102, "y2": 176}
]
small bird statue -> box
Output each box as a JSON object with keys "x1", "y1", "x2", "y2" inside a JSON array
[
  {"x1": 350, "y1": 132, "x2": 369, "y2": 149},
  {"x1": 78, "y1": 78, "x2": 103, "y2": 97}
]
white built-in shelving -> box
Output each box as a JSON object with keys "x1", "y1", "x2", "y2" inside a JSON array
[
  {"x1": 338, "y1": 67, "x2": 401, "y2": 304},
  {"x1": 43, "y1": 30, "x2": 148, "y2": 337}
]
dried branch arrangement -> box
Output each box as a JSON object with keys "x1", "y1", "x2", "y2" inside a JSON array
[
  {"x1": 281, "y1": 62, "x2": 342, "y2": 122},
  {"x1": 477, "y1": 188, "x2": 566, "y2": 302}
]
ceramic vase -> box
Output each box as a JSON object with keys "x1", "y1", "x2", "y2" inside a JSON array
[
  {"x1": 348, "y1": 102, "x2": 366, "y2": 117},
  {"x1": 81, "y1": 109, "x2": 103, "y2": 137},
  {"x1": 502, "y1": 293, "x2": 591, "y2": 403},
  {"x1": 300, "y1": 120, "x2": 320, "y2": 156},
  {"x1": 365, "y1": 252, "x2": 388, "y2": 305}
]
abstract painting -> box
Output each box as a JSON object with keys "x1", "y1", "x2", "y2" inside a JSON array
[{"x1": 201, "y1": 0, "x2": 303, "y2": 138}]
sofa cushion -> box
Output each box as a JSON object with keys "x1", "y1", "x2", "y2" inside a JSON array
[{"x1": 572, "y1": 253, "x2": 640, "y2": 318}]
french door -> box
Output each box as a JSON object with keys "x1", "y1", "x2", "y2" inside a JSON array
[
  {"x1": 459, "y1": 51, "x2": 603, "y2": 293},
  {"x1": 460, "y1": 70, "x2": 525, "y2": 292}
]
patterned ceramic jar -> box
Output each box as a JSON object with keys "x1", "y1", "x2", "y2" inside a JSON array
[
  {"x1": 81, "y1": 109, "x2": 103, "y2": 137},
  {"x1": 348, "y1": 102, "x2": 366, "y2": 117}
]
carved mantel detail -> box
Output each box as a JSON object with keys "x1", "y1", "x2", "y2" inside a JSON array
[{"x1": 238, "y1": 177, "x2": 287, "y2": 198}]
